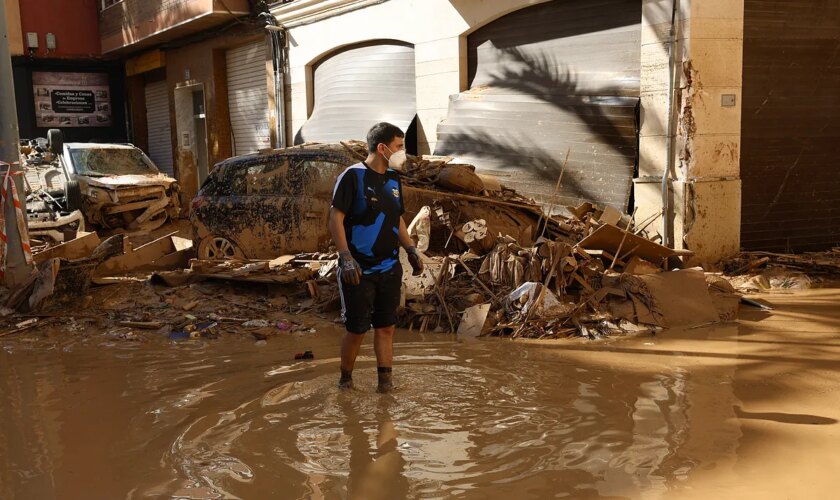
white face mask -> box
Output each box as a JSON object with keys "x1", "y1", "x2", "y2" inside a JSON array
[{"x1": 383, "y1": 146, "x2": 407, "y2": 170}]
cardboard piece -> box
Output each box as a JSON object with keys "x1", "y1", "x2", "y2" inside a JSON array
[
  {"x1": 33, "y1": 232, "x2": 101, "y2": 264},
  {"x1": 458, "y1": 303, "x2": 491, "y2": 337},
  {"x1": 598, "y1": 206, "x2": 623, "y2": 227},
  {"x1": 632, "y1": 269, "x2": 720, "y2": 328},
  {"x1": 578, "y1": 224, "x2": 677, "y2": 265},
  {"x1": 625, "y1": 256, "x2": 662, "y2": 275}
]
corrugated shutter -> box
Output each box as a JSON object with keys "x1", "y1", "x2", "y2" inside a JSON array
[
  {"x1": 434, "y1": 0, "x2": 641, "y2": 211},
  {"x1": 227, "y1": 41, "x2": 271, "y2": 156},
  {"x1": 740, "y1": 0, "x2": 840, "y2": 251},
  {"x1": 144, "y1": 81, "x2": 174, "y2": 177},
  {"x1": 294, "y1": 43, "x2": 416, "y2": 144}
]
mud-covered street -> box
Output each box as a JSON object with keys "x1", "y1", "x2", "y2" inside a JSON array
[{"x1": 2, "y1": 286, "x2": 839, "y2": 499}]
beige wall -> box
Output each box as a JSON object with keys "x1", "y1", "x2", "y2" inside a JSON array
[
  {"x1": 274, "y1": 0, "x2": 746, "y2": 263},
  {"x1": 638, "y1": 0, "x2": 744, "y2": 265},
  {"x1": 273, "y1": 0, "x2": 552, "y2": 154},
  {"x1": 4, "y1": 0, "x2": 23, "y2": 56}
]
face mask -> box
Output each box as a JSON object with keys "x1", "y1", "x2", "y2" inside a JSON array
[{"x1": 383, "y1": 146, "x2": 407, "y2": 170}]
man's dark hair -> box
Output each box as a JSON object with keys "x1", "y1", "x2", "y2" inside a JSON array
[{"x1": 367, "y1": 122, "x2": 404, "y2": 153}]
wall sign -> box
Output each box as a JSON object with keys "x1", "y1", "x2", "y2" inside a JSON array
[{"x1": 33, "y1": 72, "x2": 113, "y2": 128}]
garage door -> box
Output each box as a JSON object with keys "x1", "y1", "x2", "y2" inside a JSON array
[
  {"x1": 294, "y1": 42, "x2": 416, "y2": 145},
  {"x1": 144, "y1": 81, "x2": 174, "y2": 177},
  {"x1": 227, "y1": 41, "x2": 271, "y2": 156},
  {"x1": 740, "y1": 0, "x2": 840, "y2": 251},
  {"x1": 434, "y1": 0, "x2": 641, "y2": 211}
]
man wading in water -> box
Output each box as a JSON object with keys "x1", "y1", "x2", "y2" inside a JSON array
[{"x1": 329, "y1": 122, "x2": 424, "y2": 393}]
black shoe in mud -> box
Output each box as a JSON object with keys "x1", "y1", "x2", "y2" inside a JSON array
[
  {"x1": 339, "y1": 369, "x2": 353, "y2": 390},
  {"x1": 376, "y1": 367, "x2": 393, "y2": 394}
]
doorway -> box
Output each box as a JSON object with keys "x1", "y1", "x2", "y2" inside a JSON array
[{"x1": 174, "y1": 83, "x2": 209, "y2": 204}]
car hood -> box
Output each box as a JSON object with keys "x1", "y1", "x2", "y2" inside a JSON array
[{"x1": 82, "y1": 174, "x2": 177, "y2": 189}]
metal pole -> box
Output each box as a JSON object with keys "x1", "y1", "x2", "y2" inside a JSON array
[{"x1": 0, "y1": 0, "x2": 34, "y2": 286}]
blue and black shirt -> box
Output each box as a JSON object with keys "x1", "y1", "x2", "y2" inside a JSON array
[{"x1": 332, "y1": 162, "x2": 404, "y2": 274}]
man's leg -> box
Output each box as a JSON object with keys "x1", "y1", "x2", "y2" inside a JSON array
[
  {"x1": 371, "y1": 265, "x2": 402, "y2": 393},
  {"x1": 338, "y1": 271, "x2": 375, "y2": 390},
  {"x1": 340, "y1": 332, "x2": 365, "y2": 389},
  {"x1": 373, "y1": 326, "x2": 395, "y2": 393}
]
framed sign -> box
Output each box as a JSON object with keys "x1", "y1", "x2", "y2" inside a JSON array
[{"x1": 33, "y1": 72, "x2": 113, "y2": 128}]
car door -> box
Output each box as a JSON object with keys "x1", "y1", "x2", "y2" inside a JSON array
[
  {"x1": 262, "y1": 152, "x2": 349, "y2": 255},
  {"x1": 195, "y1": 155, "x2": 289, "y2": 259}
]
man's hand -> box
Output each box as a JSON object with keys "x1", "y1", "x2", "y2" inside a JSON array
[
  {"x1": 339, "y1": 251, "x2": 362, "y2": 285},
  {"x1": 406, "y1": 246, "x2": 424, "y2": 276}
]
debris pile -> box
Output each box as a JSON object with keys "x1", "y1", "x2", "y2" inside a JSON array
[
  {"x1": 723, "y1": 249, "x2": 840, "y2": 293},
  {"x1": 1, "y1": 143, "x2": 741, "y2": 342}
]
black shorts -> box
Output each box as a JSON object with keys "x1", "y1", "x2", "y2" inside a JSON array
[{"x1": 338, "y1": 264, "x2": 402, "y2": 334}]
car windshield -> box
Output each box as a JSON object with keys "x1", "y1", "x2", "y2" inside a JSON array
[{"x1": 68, "y1": 147, "x2": 160, "y2": 176}]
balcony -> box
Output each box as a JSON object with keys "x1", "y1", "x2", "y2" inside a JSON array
[{"x1": 100, "y1": 0, "x2": 250, "y2": 54}]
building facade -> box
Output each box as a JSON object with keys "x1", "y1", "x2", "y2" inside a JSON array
[
  {"x1": 6, "y1": 0, "x2": 127, "y2": 143},
  {"x1": 271, "y1": 0, "x2": 840, "y2": 262},
  {"x1": 99, "y1": 0, "x2": 282, "y2": 208}
]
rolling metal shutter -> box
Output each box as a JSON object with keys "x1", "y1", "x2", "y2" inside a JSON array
[
  {"x1": 227, "y1": 41, "x2": 271, "y2": 156},
  {"x1": 144, "y1": 81, "x2": 174, "y2": 177},
  {"x1": 434, "y1": 0, "x2": 641, "y2": 211},
  {"x1": 294, "y1": 42, "x2": 416, "y2": 144},
  {"x1": 740, "y1": 0, "x2": 840, "y2": 251}
]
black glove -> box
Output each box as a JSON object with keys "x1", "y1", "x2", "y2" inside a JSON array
[
  {"x1": 406, "y1": 246, "x2": 424, "y2": 276},
  {"x1": 339, "y1": 251, "x2": 362, "y2": 285}
]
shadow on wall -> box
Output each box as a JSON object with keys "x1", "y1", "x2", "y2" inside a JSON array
[
  {"x1": 435, "y1": 47, "x2": 640, "y2": 210},
  {"x1": 434, "y1": 0, "x2": 642, "y2": 211}
]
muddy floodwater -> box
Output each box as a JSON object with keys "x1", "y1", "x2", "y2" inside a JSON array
[{"x1": 2, "y1": 287, "x2": 840, "y2": 499}]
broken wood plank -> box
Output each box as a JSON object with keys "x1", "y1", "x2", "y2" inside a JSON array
[
  {"x1": 118, "y1": 321, "x2": 164, "y2": 330},
  {"x1": 578, "y1": 224, "x2": 676, "y2": 264},
  {"x1": 33, "y1": 232, "x2": 101, "y2": 264}
]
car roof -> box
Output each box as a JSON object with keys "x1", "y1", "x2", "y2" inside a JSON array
[
  {"x1": 218, "y1": 142, "x2": 365, "y2": 167},
  {"x1": 65, "y1": 143, "x2": 137, "y2": 149}
]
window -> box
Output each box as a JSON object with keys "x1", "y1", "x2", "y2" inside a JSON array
[
  {"x1": 68, "y1": 147, "x2": 159, "y2": 176},
  {"x1": 100, "y1": 0, "x2": 123, "y2": 11}
]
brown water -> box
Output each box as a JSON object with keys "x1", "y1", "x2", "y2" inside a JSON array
[{"x1": 2, "y1": 287, "x2": 840, "y2": 499}]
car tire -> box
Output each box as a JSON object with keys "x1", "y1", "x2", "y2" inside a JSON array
[
  {"x1": 65, "y1": 181, "x2": 83, "y2": 211},
  {"x1": 48, "y1": 129, "x2": 64, "y2": 154},
  {"x1": 198, "y1": 235, "x2": 246, "y2": 260}
]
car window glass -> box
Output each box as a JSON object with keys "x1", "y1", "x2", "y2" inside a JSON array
[
  {"x1": 68, "y1": 147, "x2": 159, "y2": 176},
  {"x1": 289, "y1": 159, "x2": 345, "y2": 196},
  {"x1": 245, "y1": 159, "x2": 287, "y2": 195}
]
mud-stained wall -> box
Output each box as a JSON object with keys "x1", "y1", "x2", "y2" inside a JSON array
[
  {"x1": 4, "y1": 0, "x2": 23, "y2": 56},
  {"x1": 740, "y1": 0, "x2": 840, "y2": 252}
]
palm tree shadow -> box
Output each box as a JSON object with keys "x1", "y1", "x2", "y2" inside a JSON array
[{"x1": 435, "y1": 47, "x2": 639, "y2": 211}]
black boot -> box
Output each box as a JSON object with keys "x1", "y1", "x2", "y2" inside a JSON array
[
  {"x1": 377, "y1": 367, "x2": 393, "y2": 393},
  {"x1": 338, "y1": 369, "x2": 353, "y2": 390}
]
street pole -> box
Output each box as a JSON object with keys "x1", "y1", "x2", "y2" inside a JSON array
[{"x1": 0, "y1": 0, "x2": 34, "y2": 287}]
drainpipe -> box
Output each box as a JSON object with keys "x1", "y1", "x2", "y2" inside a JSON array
[
  {"x1": 261, "y1": 13, "x2": 287, "y2": 149},
  {"x1": 662, "y1": 0, "x2": 680, "y2": 248}
]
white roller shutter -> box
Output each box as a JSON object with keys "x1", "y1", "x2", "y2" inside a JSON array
[
  {"x1": 144, "y1": 81, "x2": 174, "y2": 177},
  {"x1": 227, "y1": 41, "x2": 271, "y2": 156}
]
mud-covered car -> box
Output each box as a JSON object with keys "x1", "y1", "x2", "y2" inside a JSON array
[
  {"x1": 47, "y1": 129, "x2": 180, "y2": 231},
  {"x1": 20, "y1": 137, "x2": 86, "y2": 243},
  {"x1": 190, "y1": 144, "x2": 539, "y2": 259}
]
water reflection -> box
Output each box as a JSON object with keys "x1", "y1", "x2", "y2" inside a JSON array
[{"x1": 3, "y1": 306, "x2": 838, "y2": 499}]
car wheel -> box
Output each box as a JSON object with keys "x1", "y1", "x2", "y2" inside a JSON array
[
  {"x1": 198, "y1": 236, "x2": 245, "y2": 260},
  {"x1": 48, "y1": 129, "x2": 64, "y2": 154},
  {"x1": 65, "y1": 181, "x2": 83, "y2": 211}
]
